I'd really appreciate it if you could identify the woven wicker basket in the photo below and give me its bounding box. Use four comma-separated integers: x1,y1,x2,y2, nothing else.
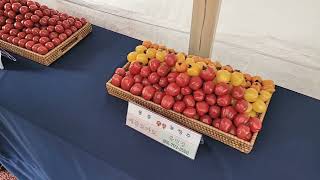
106,62,271,153
0,23,92,66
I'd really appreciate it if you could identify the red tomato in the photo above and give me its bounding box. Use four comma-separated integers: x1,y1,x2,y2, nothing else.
31,27,39,35
11,2,21,12
59,13,67,21
2,24,13,33
7,10,16,19
62,20,70,29
48,18,56,26
28,4,38,12
80,17,86,25
9,28,19,36
58,33,67,41
6,18,14,24
12,37,20,45
19,6,29,15
0,16,6,26
6,36,14,43
43,9,50,16
18,38,27,48
51,38,61,46
34,9,43,17
25,40,35,50
1,35,9,43
20,0,27,6
70,26,77,33
46,26,54,32
31,43,41,52
219,118,233,133
25,34,33,40
23,19,33,28
248,117,262,133
4,3,12,11
25,27,32,34
74,20,82,29
236,124,252,141
54,24,64,33
44,42,55,50
42,16,50,20
40,5,48,10
50,9,58,16
14,22,23,30
49,32,58,39
35,2,40,7
39,29,48,37
26,1,35,6
32,35,40,43
15,14,24,22
10,0,19,3
24,12,32,20
65,29,72,37
39,17,47,26
37,45,48,55
52,15,59,21
30,14,40,22
39,36,49,44
67,17,75,25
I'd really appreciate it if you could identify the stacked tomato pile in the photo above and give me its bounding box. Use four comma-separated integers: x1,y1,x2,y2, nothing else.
0,0,86,55
111,41,276,141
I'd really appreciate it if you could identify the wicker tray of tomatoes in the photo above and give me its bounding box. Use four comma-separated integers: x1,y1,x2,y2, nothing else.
0,0,92,66
106,41,275,153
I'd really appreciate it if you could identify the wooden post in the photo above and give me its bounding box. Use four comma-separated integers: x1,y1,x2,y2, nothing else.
189,0,221,58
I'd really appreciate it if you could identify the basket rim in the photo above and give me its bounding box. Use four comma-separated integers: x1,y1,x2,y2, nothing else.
106,78,271,146
0,22,92,58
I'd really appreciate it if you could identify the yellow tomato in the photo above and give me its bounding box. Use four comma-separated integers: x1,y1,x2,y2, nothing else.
176,52,186,62
146,48,157,59
136,53,148,65
246,110,257,118
259,90,272,102
155,51,165,62
135,45,147,54
245,103,253,113
244,88,259,102
187,63,201,76
127,51,138,62
216,70,231,83
231,72,245,86
196,62,207,70
252,99,267,113
185,58,195,65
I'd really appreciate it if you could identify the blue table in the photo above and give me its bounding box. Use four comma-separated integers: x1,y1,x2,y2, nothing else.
0,26,319,180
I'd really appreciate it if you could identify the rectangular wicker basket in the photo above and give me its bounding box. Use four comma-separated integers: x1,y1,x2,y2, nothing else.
0,23,92,66
106,62,271,153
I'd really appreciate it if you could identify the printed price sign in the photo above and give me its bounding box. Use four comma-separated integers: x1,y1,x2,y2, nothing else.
126,102,202,160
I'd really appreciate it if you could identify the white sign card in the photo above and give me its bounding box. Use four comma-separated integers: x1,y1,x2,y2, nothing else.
126,102,202,160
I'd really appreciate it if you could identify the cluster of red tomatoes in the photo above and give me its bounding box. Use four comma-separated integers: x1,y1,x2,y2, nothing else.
111,55,263,142
0,0,86,55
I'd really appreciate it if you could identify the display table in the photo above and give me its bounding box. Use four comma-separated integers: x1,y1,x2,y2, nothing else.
0,26,319,180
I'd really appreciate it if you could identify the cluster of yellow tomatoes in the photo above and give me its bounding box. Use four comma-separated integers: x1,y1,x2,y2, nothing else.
127,40,275,117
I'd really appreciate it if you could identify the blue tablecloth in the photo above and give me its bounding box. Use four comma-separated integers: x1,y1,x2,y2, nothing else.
0,26,319,180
